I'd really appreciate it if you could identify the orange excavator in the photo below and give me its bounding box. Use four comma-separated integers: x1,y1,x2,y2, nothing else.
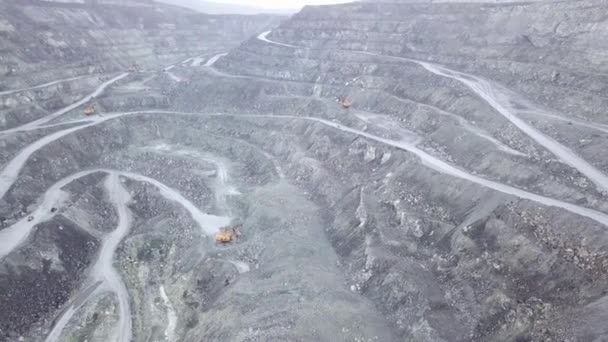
83,103,96,116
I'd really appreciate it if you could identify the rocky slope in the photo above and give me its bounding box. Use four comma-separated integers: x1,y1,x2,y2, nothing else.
199,1,608,340
0,0,281,88
1,0,608,342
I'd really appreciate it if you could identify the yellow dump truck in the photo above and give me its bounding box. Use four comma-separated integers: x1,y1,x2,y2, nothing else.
215,224,242,244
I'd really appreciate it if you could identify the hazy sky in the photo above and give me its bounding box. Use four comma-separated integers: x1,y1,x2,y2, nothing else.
212,0,354,10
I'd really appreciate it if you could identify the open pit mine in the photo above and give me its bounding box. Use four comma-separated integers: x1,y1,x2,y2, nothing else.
1,0,608,341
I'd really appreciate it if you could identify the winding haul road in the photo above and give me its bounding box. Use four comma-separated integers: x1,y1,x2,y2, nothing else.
257,31,300,48
43,282,103,342
166,71,183,83
99,173,133,342
159,286,178,341
1,109,608,229
0,75,94,96
18,168,230,341
388,95,526,157
0,72,129,135
415,61,608,193
43,172,133,342
0,100,232,342
0,166,231,260
519,107,608,135
144,144,240,212
257,30,608,193
204,53,228,67
199,51,527,159
0,170,93,259
121,170,231,235
0,49,606,249
0,54,231,340
0,123,98,198
1,29,607,341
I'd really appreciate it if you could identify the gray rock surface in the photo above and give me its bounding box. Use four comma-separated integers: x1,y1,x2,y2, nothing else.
0,0,607,341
